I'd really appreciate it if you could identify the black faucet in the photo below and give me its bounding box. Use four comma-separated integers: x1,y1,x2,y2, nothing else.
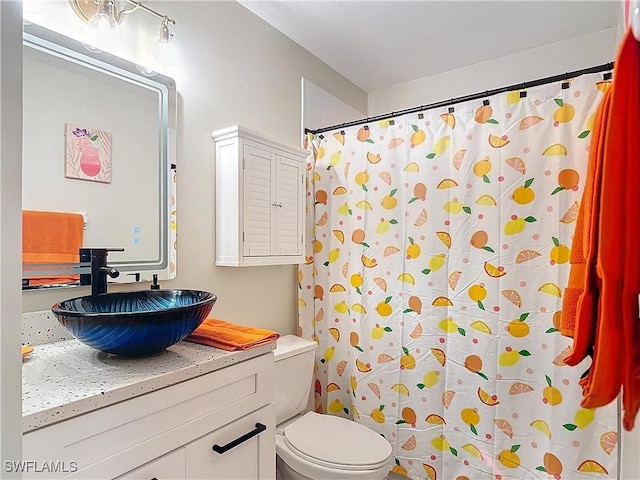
79,248,124,295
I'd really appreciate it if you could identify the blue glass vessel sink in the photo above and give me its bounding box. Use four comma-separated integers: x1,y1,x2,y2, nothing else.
51,289,216,356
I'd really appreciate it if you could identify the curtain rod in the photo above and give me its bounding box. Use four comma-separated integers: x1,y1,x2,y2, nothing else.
305,62,614,136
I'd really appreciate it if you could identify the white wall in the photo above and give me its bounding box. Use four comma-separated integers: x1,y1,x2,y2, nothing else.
0,0,24,472
302,78,365,133
20,1,368,336
368,29,617,116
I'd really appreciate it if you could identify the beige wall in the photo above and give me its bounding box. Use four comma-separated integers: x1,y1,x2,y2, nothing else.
21,1,367,335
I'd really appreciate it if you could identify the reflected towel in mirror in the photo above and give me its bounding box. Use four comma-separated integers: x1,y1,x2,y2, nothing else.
22,210,84,286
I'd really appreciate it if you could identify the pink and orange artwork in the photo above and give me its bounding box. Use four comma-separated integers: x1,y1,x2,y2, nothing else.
64,123,112,183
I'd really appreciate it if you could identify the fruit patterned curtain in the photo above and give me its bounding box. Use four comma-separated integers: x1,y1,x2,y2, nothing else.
298,72,618,480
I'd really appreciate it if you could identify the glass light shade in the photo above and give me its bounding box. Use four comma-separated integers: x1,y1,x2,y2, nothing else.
88,12,120,33
153,38,177,67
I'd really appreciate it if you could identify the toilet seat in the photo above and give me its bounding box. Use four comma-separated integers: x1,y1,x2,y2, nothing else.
281,412,391,471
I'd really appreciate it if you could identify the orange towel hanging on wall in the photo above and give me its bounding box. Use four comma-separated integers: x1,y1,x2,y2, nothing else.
560,88,611,342
22,210,84,264
22,210,84,286
561,28,640,430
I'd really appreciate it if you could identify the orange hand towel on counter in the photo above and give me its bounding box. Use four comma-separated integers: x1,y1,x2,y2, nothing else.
185,318,279,351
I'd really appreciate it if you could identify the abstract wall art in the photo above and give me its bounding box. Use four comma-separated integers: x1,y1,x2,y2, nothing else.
65,123,112,183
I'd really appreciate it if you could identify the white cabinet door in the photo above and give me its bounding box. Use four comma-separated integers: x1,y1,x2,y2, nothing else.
185,404,276,480
243,144,273,257
243,146,304,259
274,154,304,257
115,448,185,480
213,126,307,266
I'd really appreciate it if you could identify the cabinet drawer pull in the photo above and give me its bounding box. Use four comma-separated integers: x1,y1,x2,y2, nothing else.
212,422,267,454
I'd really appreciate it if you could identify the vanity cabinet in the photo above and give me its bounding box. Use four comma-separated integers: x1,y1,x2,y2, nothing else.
185,405,273,479
212,126,307,267
115,448,186,479
23,353,275,479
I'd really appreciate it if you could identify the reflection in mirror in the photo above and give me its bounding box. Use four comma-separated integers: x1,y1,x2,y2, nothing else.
22,23,177,290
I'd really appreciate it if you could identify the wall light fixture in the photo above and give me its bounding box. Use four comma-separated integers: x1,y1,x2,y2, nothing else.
69,0,177,66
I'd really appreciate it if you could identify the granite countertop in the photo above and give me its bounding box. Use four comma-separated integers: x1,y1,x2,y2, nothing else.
22,339,275,433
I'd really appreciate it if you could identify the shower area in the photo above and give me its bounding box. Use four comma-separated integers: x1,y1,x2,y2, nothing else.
298,69,619,479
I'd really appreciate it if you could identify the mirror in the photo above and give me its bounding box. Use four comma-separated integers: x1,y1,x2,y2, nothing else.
22,23,177,290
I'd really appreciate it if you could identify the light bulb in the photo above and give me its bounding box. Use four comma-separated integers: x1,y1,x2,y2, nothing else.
88,1,120,33
153,20,177,67
90,13,117,32
153,40,177,67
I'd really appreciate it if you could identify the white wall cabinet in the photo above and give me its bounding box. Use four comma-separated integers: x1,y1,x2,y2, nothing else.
23,353,275,480
213,126,307,267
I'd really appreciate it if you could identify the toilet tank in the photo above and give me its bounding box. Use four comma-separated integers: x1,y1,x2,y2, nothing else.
274,335,318,425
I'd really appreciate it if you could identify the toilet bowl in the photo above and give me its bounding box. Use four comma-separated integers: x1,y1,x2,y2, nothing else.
276,411,392,480
273,335,392,480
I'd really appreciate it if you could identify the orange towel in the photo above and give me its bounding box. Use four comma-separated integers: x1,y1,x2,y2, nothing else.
185,318,279,351
560,88,611,338
602,28,640,430
562,28,640,430
22,210,84,264
22,210,84,286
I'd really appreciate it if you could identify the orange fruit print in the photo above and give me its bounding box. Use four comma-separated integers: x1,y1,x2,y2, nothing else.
298,74,617,479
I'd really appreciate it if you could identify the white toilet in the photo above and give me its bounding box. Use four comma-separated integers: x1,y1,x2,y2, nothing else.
274,335,393,480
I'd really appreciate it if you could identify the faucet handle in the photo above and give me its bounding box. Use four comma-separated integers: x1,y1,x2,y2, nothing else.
79,248,124,285
100,266,120,279
92,248,125,256
80,247,125,257
84,248,124,295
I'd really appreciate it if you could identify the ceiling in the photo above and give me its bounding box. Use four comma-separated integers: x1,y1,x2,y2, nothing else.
238,1,620,92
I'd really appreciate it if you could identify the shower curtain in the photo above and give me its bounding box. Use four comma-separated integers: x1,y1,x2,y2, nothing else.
298,72,618,480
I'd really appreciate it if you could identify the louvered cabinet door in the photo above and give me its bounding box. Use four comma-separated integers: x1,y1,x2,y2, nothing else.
213,126,307,266
274,154,304,257
242,144,274,257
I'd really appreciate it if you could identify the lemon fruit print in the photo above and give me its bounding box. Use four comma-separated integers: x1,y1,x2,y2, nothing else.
299,73,617,479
